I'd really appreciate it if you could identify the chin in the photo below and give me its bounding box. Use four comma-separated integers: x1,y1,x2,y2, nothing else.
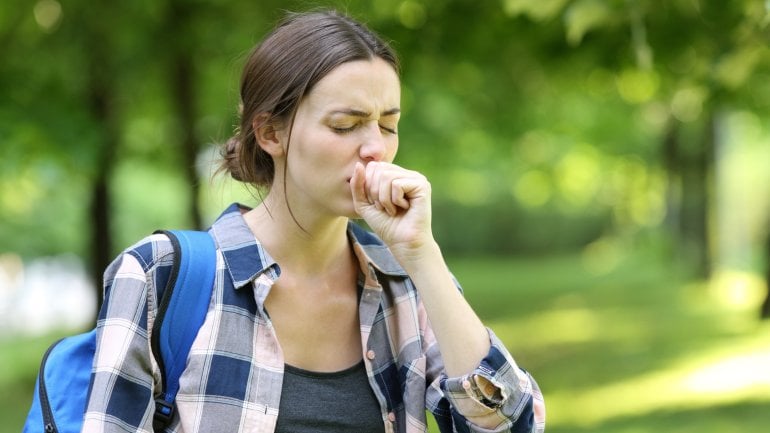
338,201,360,220
341,208,359,220
335,194,357,218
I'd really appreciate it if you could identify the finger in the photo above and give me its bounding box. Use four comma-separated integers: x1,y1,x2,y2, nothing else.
375,164,419,208
378,174,398,216
350,162,368,210
365,162,378,205
370,163,402,216
391,178,411,210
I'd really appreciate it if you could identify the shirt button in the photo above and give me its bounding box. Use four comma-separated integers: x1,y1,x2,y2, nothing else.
462,379,472,390
366,350,376,360
387,412,396,422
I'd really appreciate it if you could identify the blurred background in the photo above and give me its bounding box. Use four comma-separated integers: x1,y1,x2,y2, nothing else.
2,0,769,431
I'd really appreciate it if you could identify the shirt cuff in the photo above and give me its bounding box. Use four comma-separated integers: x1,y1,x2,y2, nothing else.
441,329,537,425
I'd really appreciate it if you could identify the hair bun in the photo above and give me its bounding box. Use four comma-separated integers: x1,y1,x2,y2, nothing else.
221,136,245,182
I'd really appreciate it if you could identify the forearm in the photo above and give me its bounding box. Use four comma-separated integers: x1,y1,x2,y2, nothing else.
395,239,490,377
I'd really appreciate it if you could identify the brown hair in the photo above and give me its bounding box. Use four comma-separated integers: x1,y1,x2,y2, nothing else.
220,9,400,188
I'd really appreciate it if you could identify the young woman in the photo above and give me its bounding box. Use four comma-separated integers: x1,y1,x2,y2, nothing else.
84,10,545,433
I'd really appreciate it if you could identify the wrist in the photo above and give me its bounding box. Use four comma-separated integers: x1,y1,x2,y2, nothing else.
391,237,443,274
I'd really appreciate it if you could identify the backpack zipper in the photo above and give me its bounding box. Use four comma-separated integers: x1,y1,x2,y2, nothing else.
37,338,64,433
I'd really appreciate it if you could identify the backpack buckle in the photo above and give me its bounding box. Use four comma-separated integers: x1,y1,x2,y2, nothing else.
153,399,175,429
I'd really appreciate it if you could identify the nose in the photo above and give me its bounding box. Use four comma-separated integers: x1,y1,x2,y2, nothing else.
359,123,388,162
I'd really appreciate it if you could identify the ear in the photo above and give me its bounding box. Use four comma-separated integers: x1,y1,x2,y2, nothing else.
252,113,285,157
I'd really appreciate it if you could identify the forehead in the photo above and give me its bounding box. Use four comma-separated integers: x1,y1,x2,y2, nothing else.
302,58,401,113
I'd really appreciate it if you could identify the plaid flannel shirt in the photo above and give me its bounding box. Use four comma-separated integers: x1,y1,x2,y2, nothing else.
83,203,545,432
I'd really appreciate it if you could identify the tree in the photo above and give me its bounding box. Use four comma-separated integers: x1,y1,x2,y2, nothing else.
164,0,204,230
79,3,122,308
4,0,768,313
504,0,770,279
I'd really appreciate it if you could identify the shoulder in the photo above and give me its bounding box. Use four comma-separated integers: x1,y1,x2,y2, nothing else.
122,233,176,272
101,233,177,290
99,232,191,321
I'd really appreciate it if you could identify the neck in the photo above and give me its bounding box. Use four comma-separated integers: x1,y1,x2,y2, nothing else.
243,196,352,276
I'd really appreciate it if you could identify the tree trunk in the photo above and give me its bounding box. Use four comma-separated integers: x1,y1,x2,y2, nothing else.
82,9,119,311
662,118,681,244
168,0,203,230
678,112,714,279
172,53,203,229
661,115,712,278
89,170,112,310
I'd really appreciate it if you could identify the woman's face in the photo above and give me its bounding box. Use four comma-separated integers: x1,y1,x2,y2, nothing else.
277,57,401,219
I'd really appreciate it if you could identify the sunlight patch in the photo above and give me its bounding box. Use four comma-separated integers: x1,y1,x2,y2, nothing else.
709,270,766,311
544,330,770,428
684,350,770,394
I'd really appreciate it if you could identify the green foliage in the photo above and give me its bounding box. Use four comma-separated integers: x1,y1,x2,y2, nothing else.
3,0,769,260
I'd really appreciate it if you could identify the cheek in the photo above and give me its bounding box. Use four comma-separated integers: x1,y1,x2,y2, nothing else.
296,136,348,168
290,129,329,160
386,139,399,162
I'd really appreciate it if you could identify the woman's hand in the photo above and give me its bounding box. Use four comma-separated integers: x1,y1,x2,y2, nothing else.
351,161,492,377
350,161,434,258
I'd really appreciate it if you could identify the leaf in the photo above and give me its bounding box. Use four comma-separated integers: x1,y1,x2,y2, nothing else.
502,0,570,21
714,45,765,90
564,0,613,46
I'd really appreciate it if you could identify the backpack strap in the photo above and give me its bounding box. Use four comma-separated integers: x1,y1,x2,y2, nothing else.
150,230,216,430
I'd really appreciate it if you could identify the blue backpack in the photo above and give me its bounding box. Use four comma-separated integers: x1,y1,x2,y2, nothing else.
23,230,217,433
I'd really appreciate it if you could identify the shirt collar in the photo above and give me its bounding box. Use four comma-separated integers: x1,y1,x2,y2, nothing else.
210,203,279,289
346,222,407,278
210,203,407,290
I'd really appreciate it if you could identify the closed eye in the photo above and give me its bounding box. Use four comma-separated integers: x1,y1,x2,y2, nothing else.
331,125,357,134
380,125,398,135
331,124,397,135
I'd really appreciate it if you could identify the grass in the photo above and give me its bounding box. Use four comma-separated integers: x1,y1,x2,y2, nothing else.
447,251,770,432
0,329,74,431
3,250,769,432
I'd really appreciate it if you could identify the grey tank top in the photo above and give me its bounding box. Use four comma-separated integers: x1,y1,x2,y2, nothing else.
274,360,386,433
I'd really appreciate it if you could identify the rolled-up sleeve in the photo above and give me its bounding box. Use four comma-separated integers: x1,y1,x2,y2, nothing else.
435,329,546,433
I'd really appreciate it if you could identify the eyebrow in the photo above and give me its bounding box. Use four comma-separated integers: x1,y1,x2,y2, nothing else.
330,108,401,117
